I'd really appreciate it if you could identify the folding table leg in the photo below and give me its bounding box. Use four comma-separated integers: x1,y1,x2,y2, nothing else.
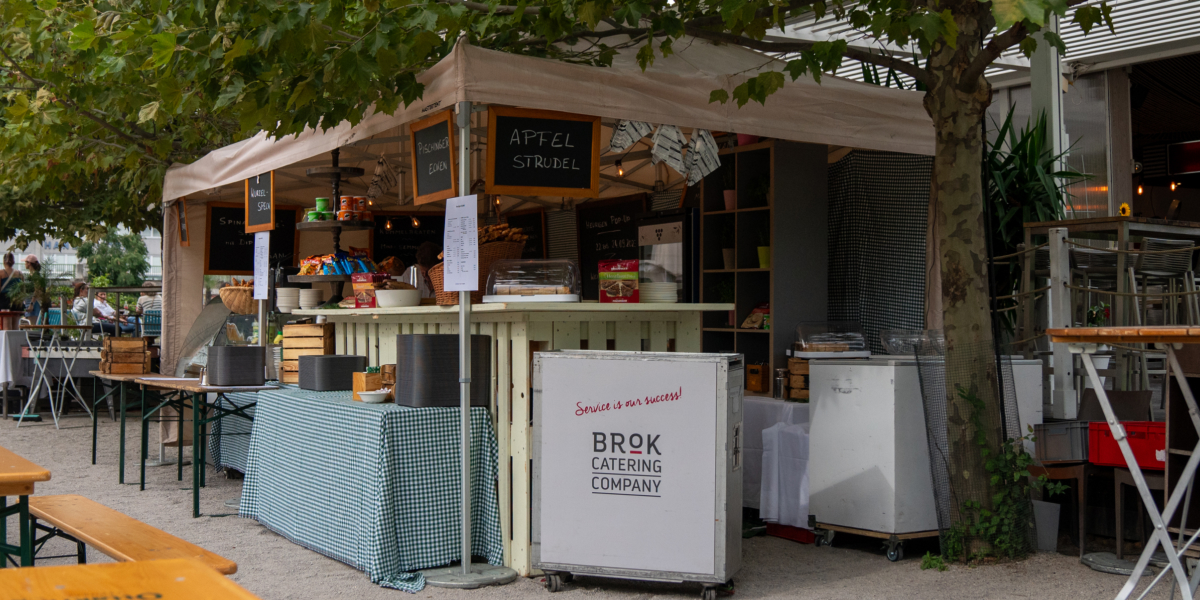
193,392,201,518
140,410,149,491
178,398,185,482
1081,352,1197,600
118,383,128,484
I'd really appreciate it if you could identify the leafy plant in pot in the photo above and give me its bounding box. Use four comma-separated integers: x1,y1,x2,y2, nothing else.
757,230,770,269
721,165,736,211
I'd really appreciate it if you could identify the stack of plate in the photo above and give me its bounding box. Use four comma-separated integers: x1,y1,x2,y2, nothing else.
640,282,678,304
299,289,325,309
276,288,300,313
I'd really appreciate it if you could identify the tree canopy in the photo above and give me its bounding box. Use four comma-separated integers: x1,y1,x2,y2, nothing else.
77,229,150,286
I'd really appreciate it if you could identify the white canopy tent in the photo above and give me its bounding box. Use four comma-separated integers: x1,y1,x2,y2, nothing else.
159,37,934,371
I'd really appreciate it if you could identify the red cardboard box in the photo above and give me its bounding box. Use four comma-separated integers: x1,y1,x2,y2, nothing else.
351,272,389,308
598,260,639,303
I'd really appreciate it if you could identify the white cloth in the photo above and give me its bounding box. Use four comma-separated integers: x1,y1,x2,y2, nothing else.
0,330,16,387
650,125,687,175
760,422,810,529
743,396,808,508
608,120,654,153
685,129,721,185
71,297,90,324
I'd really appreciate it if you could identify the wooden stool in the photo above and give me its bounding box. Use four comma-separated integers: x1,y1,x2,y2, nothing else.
1115,467,1166,559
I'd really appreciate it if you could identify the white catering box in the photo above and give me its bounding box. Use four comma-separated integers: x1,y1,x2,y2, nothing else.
808,356,1043,549
532,350,744,594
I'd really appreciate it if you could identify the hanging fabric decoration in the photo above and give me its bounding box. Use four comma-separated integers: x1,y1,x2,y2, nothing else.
608,120,654,153
650,125,687,175
686,130,721,186
365,156,399,203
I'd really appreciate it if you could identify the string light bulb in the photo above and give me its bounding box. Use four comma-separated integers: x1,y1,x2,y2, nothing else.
411,216,420,228
1137,185,1144,195
616,159,624,177
1172,181,1180,192
385,219,392,230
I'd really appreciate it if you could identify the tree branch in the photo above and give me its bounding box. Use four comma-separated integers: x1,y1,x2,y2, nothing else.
682,26,932,87
441,0,541,16
0,46,153,150
957,21,1025,94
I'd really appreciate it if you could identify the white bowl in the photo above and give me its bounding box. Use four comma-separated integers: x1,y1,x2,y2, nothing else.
375,289,421,308
358,391,390,404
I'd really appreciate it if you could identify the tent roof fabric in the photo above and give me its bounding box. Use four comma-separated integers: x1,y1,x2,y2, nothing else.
163,38,933,203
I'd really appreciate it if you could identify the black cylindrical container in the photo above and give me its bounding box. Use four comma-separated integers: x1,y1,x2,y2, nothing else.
207,346,266,386
299,355,367,391
395,335,491,407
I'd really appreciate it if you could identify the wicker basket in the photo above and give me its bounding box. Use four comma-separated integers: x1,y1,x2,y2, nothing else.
431,240,525,305
219,286,256,315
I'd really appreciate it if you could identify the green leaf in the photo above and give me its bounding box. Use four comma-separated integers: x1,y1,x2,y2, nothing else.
148,32,176,68
939,10,958,49
223,37,254,66
992,0,1046,32
36,0,57,10
708,89,729,104
577,1,600,29
68,20,97,51
636,42,655,69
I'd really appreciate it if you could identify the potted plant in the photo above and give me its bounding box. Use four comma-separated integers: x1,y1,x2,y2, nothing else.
757,230,770,269
721,221,736,270
721,165,736,211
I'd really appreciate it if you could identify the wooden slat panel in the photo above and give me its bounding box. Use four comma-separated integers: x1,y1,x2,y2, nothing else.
378,323,399,365
614,321,641,351
649,321,669,352
529,321,552,343
587,319,608,351
676,313,701,352
355,322,369,360
335,323,347,354
494,321,513,566
552,321,580,350
509,321,533,576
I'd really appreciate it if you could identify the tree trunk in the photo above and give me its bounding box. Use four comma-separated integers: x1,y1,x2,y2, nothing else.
925,5,1005,559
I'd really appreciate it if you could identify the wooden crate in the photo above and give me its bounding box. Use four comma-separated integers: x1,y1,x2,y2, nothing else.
282,323,335,368
104,337,148,353
352,372,387,401
789,387,809,401
280,371,300,384
787,358,809,375
789,374,808,389
101,337,150,374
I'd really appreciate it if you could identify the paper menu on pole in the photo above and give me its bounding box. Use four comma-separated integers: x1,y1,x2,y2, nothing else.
253,231,270,300
442,195,479,291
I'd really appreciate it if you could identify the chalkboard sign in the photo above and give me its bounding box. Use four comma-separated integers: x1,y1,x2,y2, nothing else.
505,209,546,259
372,213,446,271
245,171,275,233
205,202,300,274
486,106,600,198
575,194,647,300
410,111,457,205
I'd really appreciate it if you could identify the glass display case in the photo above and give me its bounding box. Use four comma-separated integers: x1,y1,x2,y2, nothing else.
483,259,581,303
794,321,869,356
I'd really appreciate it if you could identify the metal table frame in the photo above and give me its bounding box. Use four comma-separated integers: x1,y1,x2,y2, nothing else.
15,325,93,428
1051,326,1200,599
191,391,256,518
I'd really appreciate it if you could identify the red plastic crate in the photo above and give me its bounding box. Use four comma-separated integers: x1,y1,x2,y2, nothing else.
1088,421,1165,470
765,523,816,544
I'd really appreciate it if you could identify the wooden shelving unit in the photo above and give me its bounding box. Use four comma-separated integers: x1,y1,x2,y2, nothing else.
698,140,828,396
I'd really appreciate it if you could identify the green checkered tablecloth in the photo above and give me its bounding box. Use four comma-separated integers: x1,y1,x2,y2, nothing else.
228,385,503,592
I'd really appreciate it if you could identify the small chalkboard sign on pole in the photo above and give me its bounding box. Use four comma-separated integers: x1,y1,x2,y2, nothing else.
245,171,275,233
410,111,458,205
485,107,600,198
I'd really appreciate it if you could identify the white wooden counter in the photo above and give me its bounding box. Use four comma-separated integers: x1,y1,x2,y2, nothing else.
293,302,733,576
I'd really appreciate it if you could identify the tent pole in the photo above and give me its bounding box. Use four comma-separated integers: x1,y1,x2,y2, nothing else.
457,100,474,577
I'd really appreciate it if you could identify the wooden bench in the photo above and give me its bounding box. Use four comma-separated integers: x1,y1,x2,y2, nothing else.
27,494,237,574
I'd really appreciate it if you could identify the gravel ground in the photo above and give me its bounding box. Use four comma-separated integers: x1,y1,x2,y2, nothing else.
0,409,1159,599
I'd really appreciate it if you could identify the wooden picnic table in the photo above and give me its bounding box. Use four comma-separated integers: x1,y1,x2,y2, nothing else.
0,557,261,599
0,446,50,567
133,378,276,517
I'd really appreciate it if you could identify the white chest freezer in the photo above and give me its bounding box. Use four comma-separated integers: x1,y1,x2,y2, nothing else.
532,350,743,597
807,356,1042,558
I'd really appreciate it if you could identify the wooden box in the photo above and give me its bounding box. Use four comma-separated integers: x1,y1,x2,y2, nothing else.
789,374,808,389
282,323,335,385
352,372,390,401
787,358,809,375
789,387,809,401
381,364,396,385
746,364,768,393
101,337,150,374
